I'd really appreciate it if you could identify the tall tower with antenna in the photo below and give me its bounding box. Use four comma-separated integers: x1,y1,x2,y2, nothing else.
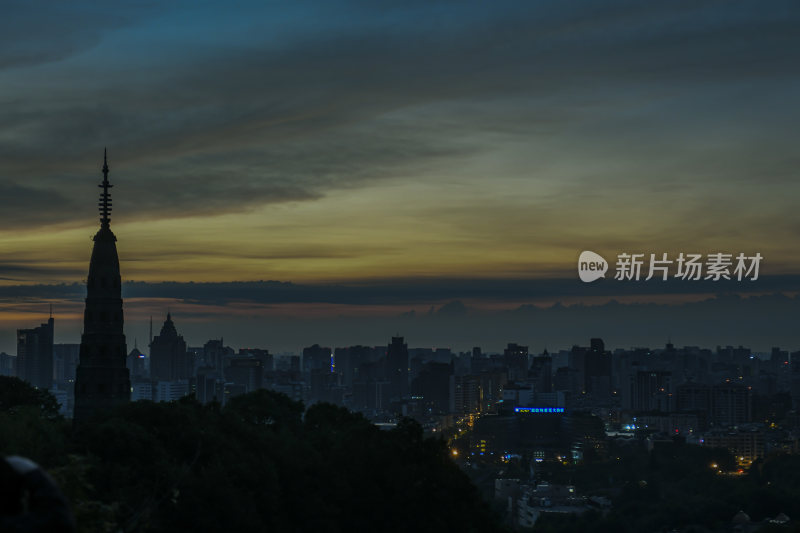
74,150,131,422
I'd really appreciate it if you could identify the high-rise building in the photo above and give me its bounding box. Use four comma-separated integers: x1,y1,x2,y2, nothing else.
411,361,454,414
74,151,131,422
387,336,409,400
302,344,331,372
0,352,15,377
584,338,612,399
16,316,54,389
309,368,342,405
195,366,222,405
454,375,481,414
530,350,553,393
335,345,379,387
155,380,190,403
351,359,390,413
568,345,587,393
676,382,712,413
53,343,80,384
131,381,153,402
126,344,147,380
711,381,752,427
504,343,529,382
239,348,273,372
631,371,673,412
150,313,191,381
227,357,264,393
203,338,231,376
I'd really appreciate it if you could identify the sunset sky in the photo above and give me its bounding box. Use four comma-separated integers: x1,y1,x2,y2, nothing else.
1,1,799,353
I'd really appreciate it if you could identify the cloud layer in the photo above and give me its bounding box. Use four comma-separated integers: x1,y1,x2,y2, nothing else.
1,1,799,351
1,0,798,228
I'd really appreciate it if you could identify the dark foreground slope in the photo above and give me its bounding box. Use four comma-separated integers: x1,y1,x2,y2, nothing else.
0,377,504,533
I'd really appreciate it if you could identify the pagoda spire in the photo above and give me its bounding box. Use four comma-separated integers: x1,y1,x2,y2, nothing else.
99,148,113,228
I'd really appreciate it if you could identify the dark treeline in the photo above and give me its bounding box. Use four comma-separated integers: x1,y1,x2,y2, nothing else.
530,439,800,533
0,376,504,532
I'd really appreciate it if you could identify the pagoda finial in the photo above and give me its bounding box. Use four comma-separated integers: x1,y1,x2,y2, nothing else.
98,149,113,228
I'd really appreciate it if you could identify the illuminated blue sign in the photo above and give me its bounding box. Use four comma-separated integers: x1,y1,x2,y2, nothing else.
514,407,565,414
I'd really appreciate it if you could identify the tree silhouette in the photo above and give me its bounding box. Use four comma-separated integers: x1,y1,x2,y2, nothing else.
0,376,60,418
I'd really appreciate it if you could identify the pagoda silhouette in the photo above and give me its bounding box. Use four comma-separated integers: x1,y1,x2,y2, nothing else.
73,150,131,423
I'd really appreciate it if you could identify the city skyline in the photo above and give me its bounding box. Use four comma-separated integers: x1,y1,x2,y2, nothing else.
6,291,800,357
1,1,799,352
4,3,800,532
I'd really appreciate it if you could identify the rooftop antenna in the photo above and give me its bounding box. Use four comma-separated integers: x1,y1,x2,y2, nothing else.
149,316,153,347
